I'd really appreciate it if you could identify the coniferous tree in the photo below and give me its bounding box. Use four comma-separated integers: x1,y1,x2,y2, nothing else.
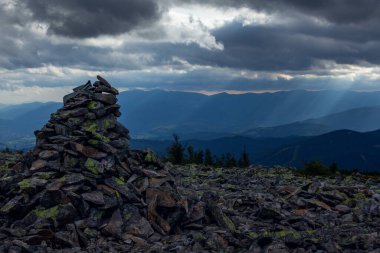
195,150,204,164
218,154,227,167
186,145,195,164
204,149,214,166
238,146,250,168
329,162,338,174
225,153,237,167
303,160,329,175
167,134,184,164
213,155,222,167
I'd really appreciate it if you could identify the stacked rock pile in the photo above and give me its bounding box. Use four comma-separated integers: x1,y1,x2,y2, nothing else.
0,76,234,253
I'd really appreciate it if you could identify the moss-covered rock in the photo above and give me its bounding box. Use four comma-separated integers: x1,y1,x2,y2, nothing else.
275,230,301,239
85,158,102,175
144,149,158,163
114,177,125,186
18,179,34,190
35,206,59,219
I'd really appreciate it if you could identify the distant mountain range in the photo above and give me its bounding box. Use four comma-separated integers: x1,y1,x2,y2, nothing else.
0,91,380,161
1,90,380,145
0,89,380,172
243,106,380,138
0,102,61,147
259,129,380,172
0,102,55,120
118,89,380,139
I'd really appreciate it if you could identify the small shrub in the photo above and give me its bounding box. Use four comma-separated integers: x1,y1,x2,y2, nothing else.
329,162,338,174
302,160,330,176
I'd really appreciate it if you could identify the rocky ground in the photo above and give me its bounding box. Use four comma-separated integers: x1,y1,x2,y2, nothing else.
2,152,380,253
170,164,380,253
0,76,379,253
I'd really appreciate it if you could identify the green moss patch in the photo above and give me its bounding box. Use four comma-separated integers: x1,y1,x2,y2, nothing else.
115,177,125,186
18,179,34,190
51,112,60,119
35,206,58,219
85,123,97,133
38,172,52,180
93,132,111,143
144,149,156,163
87,101,96,109
85,158,100,175
88,139,99,145
353,192,367,201
275,230,301,239
0,161,11,173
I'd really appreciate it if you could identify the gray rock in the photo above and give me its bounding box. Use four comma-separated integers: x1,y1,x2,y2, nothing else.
54,124,69,136
40,190,66,208
334,204,351,214
93,93,117,105
59,108,88,118
56,203,78,227
62,173,85,185
38,150,59,160
96,75,111,88
8,246,22,253
256,207,283,220
94,85,119,95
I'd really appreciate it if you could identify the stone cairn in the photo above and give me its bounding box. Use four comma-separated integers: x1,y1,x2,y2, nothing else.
0,76,234,252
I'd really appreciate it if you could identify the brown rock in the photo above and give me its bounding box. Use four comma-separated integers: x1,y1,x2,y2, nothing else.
30,160,47,172
146,188,174,234
102,209,123,237
146,188,177,207
81,191,105,206
71,142,107,159
206,197,236,233
125,217,154,239
46,179,63,191
308,199,332,211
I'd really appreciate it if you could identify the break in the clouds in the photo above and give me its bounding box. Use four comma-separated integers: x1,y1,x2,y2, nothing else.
1,0,380,102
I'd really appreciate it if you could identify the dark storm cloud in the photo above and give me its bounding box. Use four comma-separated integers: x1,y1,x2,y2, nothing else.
2,0,380,94
0,2,161,70
271,0,380,24
2,0,379,73
178,0,380,25
123,21,380,73
24,0,162,38
157,0,380,73
207,22,380,70
0,0,165,69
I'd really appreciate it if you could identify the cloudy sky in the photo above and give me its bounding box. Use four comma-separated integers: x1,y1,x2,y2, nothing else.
1,0,380,103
